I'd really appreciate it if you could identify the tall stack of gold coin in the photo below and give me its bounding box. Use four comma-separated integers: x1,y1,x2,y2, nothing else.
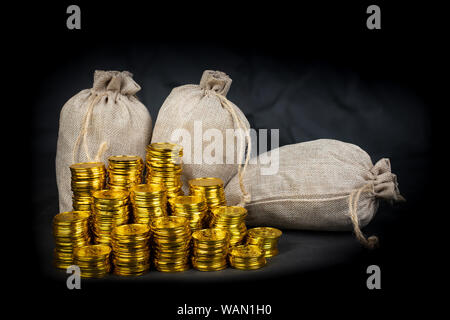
53,211,90,269
170,196,208,232
73,244,112,278
210,206,247,246
189,177,226,223
151,216,191,272
91,190,130,245
229,245,266,270
70,162,106,212
246,227,282,257
107,155,144,191
130,183,167,224
191,228,229,271
145,143,184,200
111,224,151,276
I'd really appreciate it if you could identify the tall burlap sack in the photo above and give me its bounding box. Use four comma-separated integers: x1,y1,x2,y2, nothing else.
225,139,405,248
56,70,152,212
151,70,251,205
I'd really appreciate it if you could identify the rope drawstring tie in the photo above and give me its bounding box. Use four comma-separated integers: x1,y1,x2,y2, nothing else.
348,183,379,249
71,92,109,164
206,90,252,207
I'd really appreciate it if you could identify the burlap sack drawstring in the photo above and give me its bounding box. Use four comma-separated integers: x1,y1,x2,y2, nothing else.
71,92,109,164
348,183,379,249
208,90,252,207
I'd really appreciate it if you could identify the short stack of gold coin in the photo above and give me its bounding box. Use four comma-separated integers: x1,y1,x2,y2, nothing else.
191,228,229,271
151,216,191,272
107,155,144,191
229,245,266,270
145,143,184,200
70,162,106,212
210,206,247,246
111,224,151,276
130,183,167,225
53,211,90,269
170,196,208,232
189,177,226,224
91,190,130,245
246,227,282,257
73,244,112,278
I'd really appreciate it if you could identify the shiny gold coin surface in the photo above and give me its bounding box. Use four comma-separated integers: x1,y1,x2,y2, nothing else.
74,244,111,258
70,162,105,170
93,189,129,200
54,211,90,224
230,245,263,258
192,228,228,242
212,206,247,218
189,177,224,187
247,227,282,239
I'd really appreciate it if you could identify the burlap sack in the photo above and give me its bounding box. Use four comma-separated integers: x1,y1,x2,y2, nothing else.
225,139,405,248
56,70,152,212
151,70,251,204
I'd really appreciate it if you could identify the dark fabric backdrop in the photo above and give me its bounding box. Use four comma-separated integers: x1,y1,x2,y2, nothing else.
14,0,440,316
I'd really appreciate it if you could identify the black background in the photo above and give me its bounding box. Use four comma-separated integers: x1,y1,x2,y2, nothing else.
9,0,442,317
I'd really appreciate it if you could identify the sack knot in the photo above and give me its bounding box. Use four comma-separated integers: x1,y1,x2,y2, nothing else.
199,70,232,97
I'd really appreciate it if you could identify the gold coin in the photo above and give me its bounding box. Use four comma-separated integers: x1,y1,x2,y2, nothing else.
70,162,105,170
93,189,129,200
152,216,187,229
74,245,111,258
192,228,228,242
53,211,90,224
212,206,247,218
189,177,224,188
230,245,263,258
113,224,150,236
247,227,282,239
147,142,183,154
108,155,142,162
131,183,166,194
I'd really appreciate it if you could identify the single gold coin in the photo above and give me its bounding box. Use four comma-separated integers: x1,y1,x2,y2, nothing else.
189,177,224,187
192,228,228,242
74,245,111,258
171,195,204,206
54,211,89,224
70,162,105,169
212,206,247,218
248,227,282,239
152,216,187,229
230,245,263,258
113,224,150,236
108,155,142,162
148,142,182,153
93,189,129,200
131,183,166,194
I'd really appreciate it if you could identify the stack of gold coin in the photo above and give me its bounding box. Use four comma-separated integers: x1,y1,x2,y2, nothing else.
111,224,151,276
73,244,112,278
130,183,168,225
189,177,226,210
70,162,106,212
210,206,247,246
91,189,130,245
107,155,144,191
246,227,282,257
151,216,191,272
145,143,184,200
229,245,266,270
170,196,208,232
191,228,229,271
53,211,90,269
189,177,226,224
